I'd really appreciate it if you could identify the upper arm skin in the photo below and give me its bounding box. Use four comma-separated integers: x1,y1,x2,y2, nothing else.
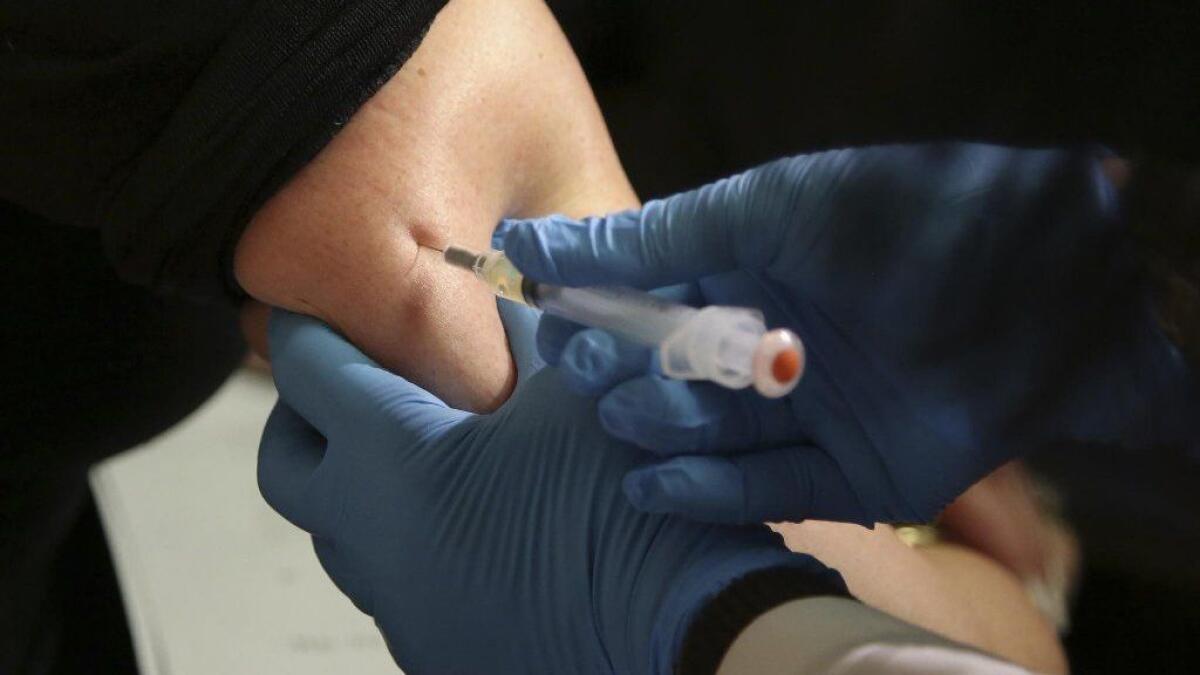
233,0,637,411
235,5,1067,671
772,521,1067,674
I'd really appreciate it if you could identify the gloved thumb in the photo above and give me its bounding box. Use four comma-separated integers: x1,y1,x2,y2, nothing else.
495,299,545,386
258,401,329,535
269,309,466,447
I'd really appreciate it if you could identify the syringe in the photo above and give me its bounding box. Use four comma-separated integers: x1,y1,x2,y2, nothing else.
437,245,804,398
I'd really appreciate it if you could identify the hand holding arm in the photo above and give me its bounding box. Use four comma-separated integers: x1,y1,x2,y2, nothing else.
502,143,1197,525
258,307,845,674
234,0,637,411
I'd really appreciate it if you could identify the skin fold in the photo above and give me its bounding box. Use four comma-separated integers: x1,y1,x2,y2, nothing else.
234,1,1067,671
235,0,637,412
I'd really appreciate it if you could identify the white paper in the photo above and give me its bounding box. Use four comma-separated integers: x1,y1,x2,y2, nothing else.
90,370,402,675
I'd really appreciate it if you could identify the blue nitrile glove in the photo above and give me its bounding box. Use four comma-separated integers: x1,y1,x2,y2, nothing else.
501,143,1198,527
257,304,845,675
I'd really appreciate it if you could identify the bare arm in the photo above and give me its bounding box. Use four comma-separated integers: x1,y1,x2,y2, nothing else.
233,3,1065,671
716,596,1034,675
233,0,637,411
772,521,1066,674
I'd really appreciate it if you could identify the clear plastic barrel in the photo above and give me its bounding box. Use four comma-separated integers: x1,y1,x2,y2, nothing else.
444,246,803,397
536,285,804,397
532,284,694,345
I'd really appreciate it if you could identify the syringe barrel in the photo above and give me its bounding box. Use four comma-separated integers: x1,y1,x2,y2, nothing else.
440,245,803,396
529,283,695,346
530,283,801,396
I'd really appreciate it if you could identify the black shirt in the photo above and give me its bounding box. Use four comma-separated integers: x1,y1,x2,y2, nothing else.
1,2,1197,673
3,1,1197,302
2,0,448,301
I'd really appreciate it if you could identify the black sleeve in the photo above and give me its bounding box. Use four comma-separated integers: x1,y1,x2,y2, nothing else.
674,565,851,675
1,0,447,301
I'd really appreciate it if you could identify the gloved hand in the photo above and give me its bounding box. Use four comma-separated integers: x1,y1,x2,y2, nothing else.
258,304,844,675
501,143,1197,526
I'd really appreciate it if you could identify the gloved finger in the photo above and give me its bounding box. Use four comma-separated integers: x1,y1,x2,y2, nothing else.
257,401,329,535
622,447,871,526
535,313,584,366
597,376,798,454
491,218,520,249
557,329,655,396
536,282,701,367
495,299,545,385
312,536,373,616
269,309,464,441
500,161,793,288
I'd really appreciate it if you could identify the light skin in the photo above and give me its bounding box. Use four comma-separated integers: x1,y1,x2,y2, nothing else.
234,1,1066,672
235,0,637,412
772,521,1065,673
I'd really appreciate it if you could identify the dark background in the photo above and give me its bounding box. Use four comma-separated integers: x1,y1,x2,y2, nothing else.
7,2,1196,673
555,2,1200,672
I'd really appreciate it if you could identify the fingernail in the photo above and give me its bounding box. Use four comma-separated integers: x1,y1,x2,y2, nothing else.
561,336,608,393
622,471,648,507
598,392,638,439
567,333,607,374
623,469,667,512
651,464,693,494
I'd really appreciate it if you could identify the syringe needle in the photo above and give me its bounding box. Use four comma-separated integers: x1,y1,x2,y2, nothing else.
421,243,446,254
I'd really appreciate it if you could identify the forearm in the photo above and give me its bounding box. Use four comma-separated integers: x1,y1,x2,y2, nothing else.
771,521,1066,674
234,0,636,410
715,597,1028,675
